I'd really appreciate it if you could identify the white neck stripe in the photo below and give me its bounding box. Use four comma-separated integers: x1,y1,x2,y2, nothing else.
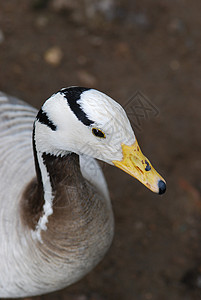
31,148,54,243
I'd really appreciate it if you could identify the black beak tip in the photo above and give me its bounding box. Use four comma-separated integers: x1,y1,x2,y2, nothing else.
158,180,166,195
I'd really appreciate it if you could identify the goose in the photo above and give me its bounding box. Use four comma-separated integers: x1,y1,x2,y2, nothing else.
0,87,166,298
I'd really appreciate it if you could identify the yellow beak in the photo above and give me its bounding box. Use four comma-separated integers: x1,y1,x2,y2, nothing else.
112,140,166,194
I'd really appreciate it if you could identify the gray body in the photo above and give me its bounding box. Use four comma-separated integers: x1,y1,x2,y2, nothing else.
0,92,114,297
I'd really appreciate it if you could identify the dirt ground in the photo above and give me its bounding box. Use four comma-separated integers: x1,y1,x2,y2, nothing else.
0,1,201,299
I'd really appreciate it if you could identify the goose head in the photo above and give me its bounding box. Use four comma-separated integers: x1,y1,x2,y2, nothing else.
34,87,166,194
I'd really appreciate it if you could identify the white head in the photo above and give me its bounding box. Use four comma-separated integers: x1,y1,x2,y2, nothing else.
34,87,166,194
34,87,135,164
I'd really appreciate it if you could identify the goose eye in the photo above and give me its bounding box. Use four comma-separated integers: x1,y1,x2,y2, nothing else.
92,128,106,138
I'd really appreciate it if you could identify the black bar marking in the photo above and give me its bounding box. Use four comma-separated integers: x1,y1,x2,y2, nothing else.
36,109,57,131
60,87,94,126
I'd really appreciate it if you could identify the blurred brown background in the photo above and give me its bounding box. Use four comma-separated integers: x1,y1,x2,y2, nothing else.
0,1,201,299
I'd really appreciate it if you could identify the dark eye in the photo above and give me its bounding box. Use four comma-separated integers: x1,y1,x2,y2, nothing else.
92,128,106,138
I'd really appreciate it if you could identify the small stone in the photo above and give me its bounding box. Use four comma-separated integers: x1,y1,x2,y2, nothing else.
77,70,97,86
35,16,48,28
44,46,63,66
170,60,180,71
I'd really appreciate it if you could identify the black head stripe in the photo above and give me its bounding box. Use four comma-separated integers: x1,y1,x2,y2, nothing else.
36,109,57,131
60,87,94,126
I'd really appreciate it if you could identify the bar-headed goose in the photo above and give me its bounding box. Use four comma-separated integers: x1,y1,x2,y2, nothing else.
0,87,166,297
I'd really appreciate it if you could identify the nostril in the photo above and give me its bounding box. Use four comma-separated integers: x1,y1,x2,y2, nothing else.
158,180,166,195
145,160,151,171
